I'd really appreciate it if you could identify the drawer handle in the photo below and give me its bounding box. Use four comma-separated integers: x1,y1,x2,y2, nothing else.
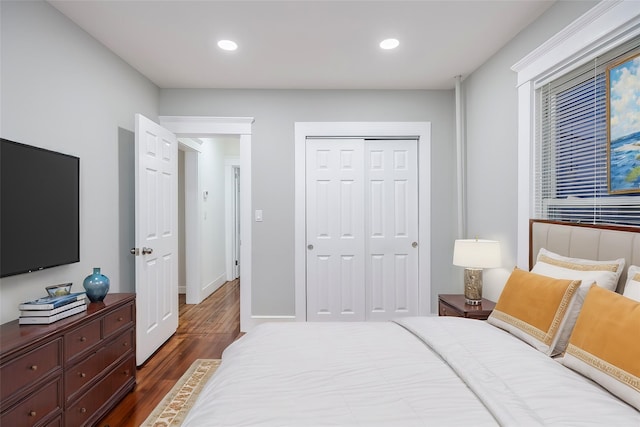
80,372,86,378
118,316,124,321
124,369,130,376
29,410,36,417
123,342,128,347
30,365,38,371
80,407,87,414
80,336,87,342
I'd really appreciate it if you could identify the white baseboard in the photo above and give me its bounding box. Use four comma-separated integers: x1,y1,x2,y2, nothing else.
200,273,227,301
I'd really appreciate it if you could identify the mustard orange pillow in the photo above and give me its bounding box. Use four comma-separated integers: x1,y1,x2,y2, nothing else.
560,286,640,411
487,268,581,356
531,249,625,355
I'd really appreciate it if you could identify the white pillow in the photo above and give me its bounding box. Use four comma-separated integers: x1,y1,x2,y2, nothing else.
623,265,640,302
532,248,624,291
530,248,625,355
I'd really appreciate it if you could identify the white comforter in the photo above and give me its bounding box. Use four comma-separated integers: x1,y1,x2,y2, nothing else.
183,317,640,426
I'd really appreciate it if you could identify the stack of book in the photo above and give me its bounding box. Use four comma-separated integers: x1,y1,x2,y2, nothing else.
19,292,87,325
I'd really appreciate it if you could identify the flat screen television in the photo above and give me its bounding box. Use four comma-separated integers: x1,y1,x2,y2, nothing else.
1,138,80,278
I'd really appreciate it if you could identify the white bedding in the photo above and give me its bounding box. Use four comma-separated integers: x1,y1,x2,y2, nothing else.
183,317,640,426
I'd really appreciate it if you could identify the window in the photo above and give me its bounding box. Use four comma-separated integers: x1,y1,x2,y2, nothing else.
535,38,640,226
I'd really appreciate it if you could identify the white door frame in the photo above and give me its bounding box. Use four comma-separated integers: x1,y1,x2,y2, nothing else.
178,140,201,304
159,116,254,331
225,158,240,281
294,122,432,321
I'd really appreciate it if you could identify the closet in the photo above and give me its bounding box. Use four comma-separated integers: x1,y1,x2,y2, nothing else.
305,138,419,321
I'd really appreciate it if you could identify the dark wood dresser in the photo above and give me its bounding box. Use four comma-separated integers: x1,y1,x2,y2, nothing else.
0,293,136,427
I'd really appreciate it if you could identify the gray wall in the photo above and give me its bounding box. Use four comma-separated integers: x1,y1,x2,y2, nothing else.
0,0,159,323
159,89,456,315
463,0,598,301
0,0,599,324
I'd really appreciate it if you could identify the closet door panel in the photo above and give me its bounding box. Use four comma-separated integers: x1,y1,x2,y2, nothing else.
365,140,419,321
306,139,366,321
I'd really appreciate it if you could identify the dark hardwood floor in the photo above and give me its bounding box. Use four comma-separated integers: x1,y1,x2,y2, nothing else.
98,279,241,427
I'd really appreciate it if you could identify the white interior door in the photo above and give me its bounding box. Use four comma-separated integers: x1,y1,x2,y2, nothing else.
134,113,179,365
305,138,419,321
365,140,419,321
306,139,366,321
233,166,241,279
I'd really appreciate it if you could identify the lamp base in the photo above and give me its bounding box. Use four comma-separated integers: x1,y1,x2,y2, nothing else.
464,268,483,305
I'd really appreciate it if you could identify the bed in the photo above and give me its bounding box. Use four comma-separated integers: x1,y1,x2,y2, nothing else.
183,220,640,426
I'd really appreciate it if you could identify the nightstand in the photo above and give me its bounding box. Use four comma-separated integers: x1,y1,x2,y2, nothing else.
438,294,496,320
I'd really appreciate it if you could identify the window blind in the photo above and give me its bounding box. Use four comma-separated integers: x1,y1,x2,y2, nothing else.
535,38,640,226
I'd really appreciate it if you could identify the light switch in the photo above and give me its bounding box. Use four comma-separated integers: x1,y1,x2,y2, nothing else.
255,209,263,222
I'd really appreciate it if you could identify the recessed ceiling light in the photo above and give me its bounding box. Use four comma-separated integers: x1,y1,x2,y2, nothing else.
217,40,238,51
379,38,399,50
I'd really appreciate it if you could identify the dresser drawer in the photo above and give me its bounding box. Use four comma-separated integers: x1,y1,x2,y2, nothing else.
65,319,101,362
107,355,136,397
0,338,62,402
104,328,134,368
65,348,105,402
66,379,107,427
1,376,62,427
65,345,135,427
438,302,462,317
104,303,134,338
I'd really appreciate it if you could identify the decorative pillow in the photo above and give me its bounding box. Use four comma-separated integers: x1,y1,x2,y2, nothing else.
530,248,625,355
560,286,640,411
623,265,640,302
487,268,581,356
532,248,625,291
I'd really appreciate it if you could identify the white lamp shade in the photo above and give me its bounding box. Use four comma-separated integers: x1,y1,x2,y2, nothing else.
453,239,501,269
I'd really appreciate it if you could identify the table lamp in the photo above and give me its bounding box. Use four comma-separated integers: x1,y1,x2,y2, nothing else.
453,239,501,305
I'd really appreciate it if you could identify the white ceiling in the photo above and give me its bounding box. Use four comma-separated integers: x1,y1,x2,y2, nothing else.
48,0,555,90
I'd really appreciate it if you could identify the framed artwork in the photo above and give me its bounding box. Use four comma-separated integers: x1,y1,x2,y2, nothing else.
607,52,640,194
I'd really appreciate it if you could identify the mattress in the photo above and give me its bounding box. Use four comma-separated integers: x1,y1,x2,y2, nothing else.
182,316,640,426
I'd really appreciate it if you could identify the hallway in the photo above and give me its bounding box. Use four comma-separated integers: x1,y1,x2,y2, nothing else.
100,280,241,426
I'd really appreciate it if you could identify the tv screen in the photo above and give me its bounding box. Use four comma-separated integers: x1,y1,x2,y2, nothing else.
1,138,80,278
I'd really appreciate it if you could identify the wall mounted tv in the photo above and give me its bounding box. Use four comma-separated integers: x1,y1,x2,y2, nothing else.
1,138,80,278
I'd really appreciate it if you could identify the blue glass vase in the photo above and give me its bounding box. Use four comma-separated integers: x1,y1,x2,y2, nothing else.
83,267,110,302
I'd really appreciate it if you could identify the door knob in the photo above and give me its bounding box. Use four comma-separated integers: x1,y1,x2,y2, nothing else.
131,247,153,255
412,242,418,248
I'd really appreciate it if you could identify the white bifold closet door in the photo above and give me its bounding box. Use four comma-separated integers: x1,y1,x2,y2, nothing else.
306,138,419,321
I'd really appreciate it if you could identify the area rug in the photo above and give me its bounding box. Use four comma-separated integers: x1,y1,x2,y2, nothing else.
141,359,221,427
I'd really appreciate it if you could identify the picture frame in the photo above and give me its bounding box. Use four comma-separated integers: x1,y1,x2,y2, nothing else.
607,52,640,194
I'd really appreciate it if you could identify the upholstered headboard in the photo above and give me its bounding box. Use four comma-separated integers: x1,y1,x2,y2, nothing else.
530,220,640,294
